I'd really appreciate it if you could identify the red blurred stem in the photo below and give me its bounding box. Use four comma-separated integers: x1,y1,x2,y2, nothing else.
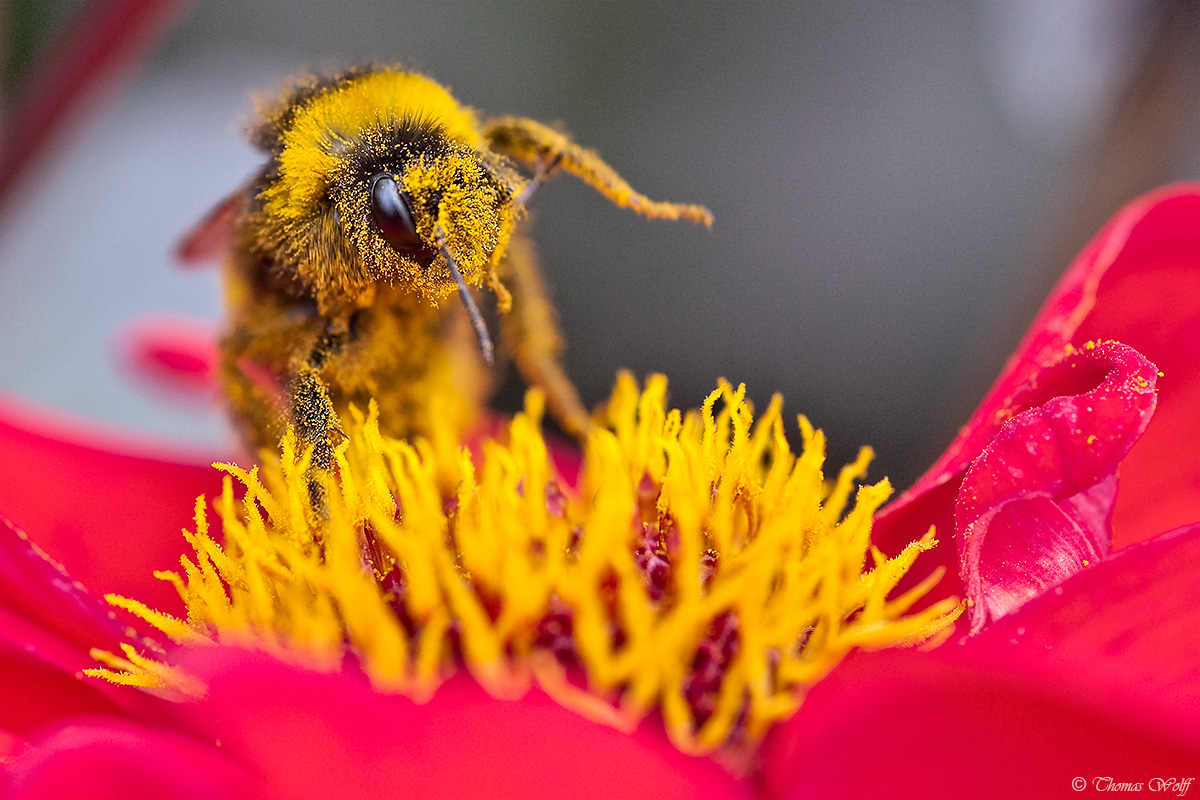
0,0,193,209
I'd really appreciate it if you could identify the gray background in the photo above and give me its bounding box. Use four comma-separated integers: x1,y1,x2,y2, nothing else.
0,1,1196,487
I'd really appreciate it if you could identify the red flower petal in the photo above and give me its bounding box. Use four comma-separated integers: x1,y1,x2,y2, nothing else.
0,392,224,614
0,609,129,736
874,342,1159,622
119,316,220,402
0,514,151,653
0,515,170,733
968,521,1200,753
874,185,1200,618
1070,188,1200,546
181,649,752,800
956,341,1156,629
3,721,259,800
891,185,1200,547
760,522,1200,799
760,652,1198,800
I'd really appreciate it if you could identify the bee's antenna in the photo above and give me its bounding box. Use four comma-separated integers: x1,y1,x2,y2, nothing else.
435,227,495,366
514,151,564,206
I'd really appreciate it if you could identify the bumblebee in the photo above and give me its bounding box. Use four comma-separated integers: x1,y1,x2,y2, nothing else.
184,66,712,469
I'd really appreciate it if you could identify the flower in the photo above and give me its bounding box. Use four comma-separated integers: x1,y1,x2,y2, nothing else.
88,376,960,749
1,375,962,799
1,183,1199,798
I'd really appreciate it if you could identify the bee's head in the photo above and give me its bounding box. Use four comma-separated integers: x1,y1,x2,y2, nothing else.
252,69,523,306
334,142,516,304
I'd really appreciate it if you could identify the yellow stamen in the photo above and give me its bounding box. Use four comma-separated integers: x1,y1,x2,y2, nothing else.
84,643,205,699
94,372,961,754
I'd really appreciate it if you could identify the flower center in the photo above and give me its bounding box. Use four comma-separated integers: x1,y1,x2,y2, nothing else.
89,372,961,755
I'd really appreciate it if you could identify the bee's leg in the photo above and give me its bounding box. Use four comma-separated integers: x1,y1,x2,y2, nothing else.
513,151,563,206
498,231,591,438
289,333,346,514
482,115,713,226
289,362,338,472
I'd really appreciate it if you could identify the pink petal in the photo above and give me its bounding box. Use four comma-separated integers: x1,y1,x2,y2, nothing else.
892,185,1200,547
873,342,1158,622
874,185,1200,617
0,605,167,737
3,721,259,800
0,514,152,652
0,727,24,763
181,648,752,800
956,341,1157,629
0,610,128,736
760,522,1200,799
967,521,1200,752
760,651,1198,800
119,316,220,401
0,392,225,614
1069,188,1200,546
0,515,169,733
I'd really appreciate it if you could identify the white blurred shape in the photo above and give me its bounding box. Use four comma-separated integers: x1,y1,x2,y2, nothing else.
982,0,1161,150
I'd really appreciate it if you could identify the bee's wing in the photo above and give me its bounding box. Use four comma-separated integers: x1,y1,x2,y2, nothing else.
175,187,249,267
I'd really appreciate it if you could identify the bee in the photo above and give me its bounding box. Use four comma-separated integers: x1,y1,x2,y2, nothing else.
183,65,712,470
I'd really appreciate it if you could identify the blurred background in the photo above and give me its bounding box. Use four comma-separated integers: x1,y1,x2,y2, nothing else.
0,0,1198,489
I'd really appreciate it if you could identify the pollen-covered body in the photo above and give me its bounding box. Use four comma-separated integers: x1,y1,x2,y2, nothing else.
199,66,712,463
220,250,486,454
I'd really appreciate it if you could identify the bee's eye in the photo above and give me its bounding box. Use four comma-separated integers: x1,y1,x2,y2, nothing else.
370,173,424,253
